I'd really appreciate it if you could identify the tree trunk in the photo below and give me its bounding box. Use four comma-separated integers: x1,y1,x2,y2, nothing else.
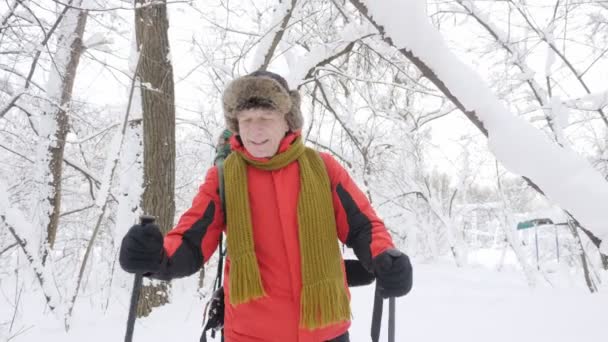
568,220,598,292
134,0,176,317
575,222,608,270
42,2,88,264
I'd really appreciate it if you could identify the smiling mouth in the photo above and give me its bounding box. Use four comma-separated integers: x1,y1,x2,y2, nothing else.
250,139,269,146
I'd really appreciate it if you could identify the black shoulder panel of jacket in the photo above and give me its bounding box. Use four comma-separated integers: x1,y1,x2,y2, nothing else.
150,201,216,281
336,183,373,272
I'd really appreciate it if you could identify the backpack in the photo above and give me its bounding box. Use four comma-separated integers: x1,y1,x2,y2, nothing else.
200,129,375,342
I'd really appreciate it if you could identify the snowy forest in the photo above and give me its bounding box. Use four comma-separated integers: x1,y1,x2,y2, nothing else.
1,0,607,341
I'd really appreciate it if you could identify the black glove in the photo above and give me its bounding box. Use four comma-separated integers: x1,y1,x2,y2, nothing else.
345,259,375,287
205,287,225,330
372,248,412,298
119,223,164,274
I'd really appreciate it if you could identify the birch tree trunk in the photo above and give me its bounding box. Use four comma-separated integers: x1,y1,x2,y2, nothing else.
134,0,176,317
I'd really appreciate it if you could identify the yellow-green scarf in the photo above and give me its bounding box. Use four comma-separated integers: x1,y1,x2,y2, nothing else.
224,136,350,329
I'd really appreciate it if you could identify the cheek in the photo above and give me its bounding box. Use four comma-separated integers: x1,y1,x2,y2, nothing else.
277,120,289,133
273,123,288,139
239,123,258,136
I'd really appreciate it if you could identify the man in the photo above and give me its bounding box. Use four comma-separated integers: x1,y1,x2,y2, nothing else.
119,71,412,342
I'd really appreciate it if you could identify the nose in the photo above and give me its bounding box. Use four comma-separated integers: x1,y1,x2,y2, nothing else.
250,120,266,133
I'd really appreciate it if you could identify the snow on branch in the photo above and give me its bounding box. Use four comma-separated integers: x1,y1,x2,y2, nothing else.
289,22,375,88
351,0,608,249
251,0,299,71
0,181,62,314
65,50,143,325
566,89,608,112
455,1,548,108
507,0,608,127
454,1,572,147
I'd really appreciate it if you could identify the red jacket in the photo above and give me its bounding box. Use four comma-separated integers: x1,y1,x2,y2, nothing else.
156,132,395,342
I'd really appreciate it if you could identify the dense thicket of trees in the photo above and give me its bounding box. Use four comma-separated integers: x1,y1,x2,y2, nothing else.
1,1,607,334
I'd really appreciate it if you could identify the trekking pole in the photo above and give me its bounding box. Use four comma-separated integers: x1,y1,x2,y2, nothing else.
371,287,397,342
125,215,156,342
388,297,395,342
371,286,383,342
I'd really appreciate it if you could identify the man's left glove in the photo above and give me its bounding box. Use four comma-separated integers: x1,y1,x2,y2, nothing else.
372,248,413,298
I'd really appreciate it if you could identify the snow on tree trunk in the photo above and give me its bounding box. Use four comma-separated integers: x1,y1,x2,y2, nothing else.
64,46,145,327
112,21,144,228
351,0,608,252
113,36,145,278
40,3,88,264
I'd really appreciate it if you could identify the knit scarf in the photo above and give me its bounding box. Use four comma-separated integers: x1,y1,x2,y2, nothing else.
224,136,350,329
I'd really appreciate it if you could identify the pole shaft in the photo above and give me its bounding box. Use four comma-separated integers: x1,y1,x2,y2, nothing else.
555,226,560,262
125,274,143,342
535,229,539,270
371,287,383,342
388,297,395,342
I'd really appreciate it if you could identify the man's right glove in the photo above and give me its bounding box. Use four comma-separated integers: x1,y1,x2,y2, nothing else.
372,248,413,298
119,223,164,274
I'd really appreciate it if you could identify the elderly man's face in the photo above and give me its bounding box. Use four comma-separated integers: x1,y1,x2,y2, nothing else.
237,108,289,158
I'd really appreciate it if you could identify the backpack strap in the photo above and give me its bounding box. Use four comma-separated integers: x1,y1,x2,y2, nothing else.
200,129,233,342
213,129,232,288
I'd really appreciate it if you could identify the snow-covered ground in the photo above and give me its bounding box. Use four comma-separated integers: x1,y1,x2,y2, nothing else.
3,256,607,342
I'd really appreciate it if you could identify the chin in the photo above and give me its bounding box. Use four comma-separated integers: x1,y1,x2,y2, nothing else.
250,150,271,158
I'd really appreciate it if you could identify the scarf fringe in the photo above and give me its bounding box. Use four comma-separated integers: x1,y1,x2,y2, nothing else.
300,278,351,330
229,252,267,305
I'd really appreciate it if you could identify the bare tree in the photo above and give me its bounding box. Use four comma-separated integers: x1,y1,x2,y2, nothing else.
347,0,608,270
134,0,176,317
452,0,608,279
42,1,89,264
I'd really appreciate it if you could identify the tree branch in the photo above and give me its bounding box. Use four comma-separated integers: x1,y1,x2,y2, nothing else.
258,0,298,71
3,218,56,311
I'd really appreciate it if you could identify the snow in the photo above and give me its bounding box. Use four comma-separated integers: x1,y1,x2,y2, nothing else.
3,261,606,341
3,1,608,342
287,22,375,88
140,82,159,92
84,32,113,51
95,131,122,208
0,181,63,313
544,29,557,77
349,263,607,342
600,241,608,255
548,96,569,146
26,1,83,255
249,0,297,71
115,123,144,238
362,0,608,244
567,89,608,111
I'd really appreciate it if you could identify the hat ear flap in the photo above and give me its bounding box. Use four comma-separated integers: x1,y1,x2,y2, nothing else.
286,90,303,131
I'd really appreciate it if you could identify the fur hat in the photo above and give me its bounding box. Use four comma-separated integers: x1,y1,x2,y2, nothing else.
222,71,303,133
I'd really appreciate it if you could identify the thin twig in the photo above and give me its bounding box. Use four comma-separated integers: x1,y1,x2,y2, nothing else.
4,219,56,311
65,49,143,325
0,242,18,257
